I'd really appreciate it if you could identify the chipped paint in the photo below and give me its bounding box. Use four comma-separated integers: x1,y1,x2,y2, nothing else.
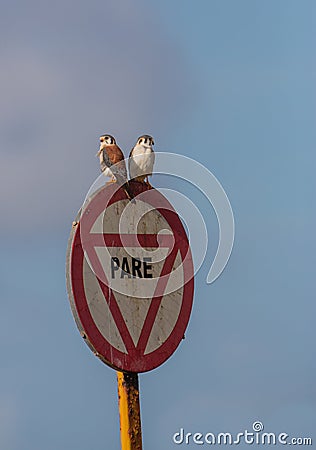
117,371,142,450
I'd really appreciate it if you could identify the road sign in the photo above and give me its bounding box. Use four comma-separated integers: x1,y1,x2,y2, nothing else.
66,181,194,372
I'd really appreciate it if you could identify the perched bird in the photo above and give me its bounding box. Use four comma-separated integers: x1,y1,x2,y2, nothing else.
97,134,132,199
129,135,155,187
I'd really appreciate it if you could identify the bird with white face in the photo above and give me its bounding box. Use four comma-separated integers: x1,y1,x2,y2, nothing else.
129,135,155,188
97,134,132,199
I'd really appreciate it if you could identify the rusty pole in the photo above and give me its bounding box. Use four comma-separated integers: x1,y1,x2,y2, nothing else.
117,371,143,450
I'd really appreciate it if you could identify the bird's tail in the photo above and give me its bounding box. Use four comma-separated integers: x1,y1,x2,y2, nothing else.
114,173,133,201
122,181,133,201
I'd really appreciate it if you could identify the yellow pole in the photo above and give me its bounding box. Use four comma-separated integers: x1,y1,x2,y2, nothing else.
117,371,143,450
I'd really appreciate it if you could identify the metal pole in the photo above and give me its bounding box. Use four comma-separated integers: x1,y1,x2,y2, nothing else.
117,371,143,450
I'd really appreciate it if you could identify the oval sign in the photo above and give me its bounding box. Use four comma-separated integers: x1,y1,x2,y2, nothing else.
66,181,194,372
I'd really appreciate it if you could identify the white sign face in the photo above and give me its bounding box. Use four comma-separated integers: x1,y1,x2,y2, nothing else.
66,183,194,372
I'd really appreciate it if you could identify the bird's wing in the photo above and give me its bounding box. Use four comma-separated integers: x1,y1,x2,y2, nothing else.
128,147,134,178
108,144,125,165
100,148,112,172
148,149,155,176
108,145,127,183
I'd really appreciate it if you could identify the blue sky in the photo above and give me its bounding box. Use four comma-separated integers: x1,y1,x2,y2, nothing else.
1,1,315,449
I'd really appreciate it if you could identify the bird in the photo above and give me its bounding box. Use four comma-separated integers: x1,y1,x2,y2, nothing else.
129,135,155,188
97,134,132,199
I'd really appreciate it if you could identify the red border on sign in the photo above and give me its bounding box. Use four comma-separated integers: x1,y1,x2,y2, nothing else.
70,182,194,372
